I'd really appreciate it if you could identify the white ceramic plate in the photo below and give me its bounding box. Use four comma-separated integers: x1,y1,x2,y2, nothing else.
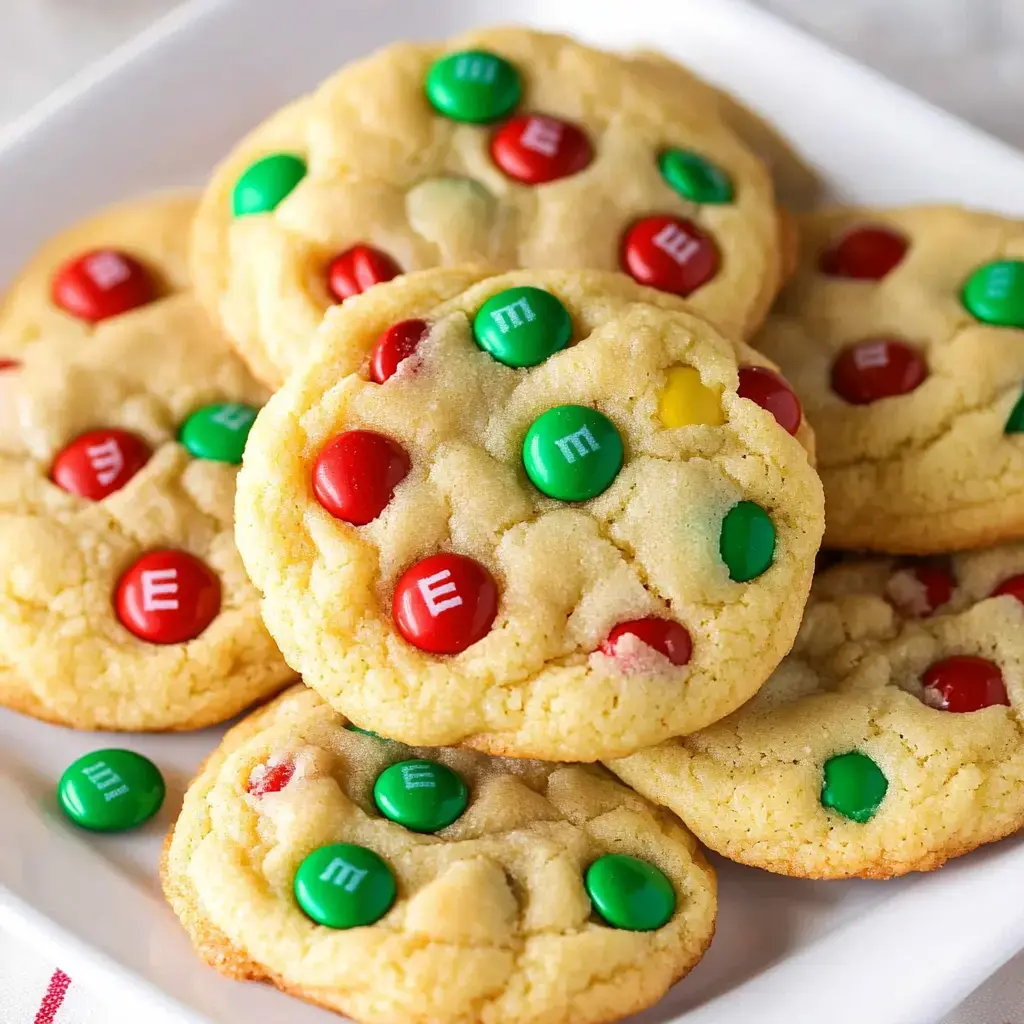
2,1,1024,1022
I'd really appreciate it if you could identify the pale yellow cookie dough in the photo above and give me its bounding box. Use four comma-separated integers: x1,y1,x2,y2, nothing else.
192,26,783,386
812,543,1024,626
756,205,1024,554
625,49,821,210
609,558,1024,879
0,195,295,730
162,685,718,1024
235,268,824,761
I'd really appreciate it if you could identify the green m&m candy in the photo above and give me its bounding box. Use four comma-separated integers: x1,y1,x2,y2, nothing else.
719,500,776,582
1006,391,1024,434
585,854,676,931
232,153,307,217
659,149,734,204
425,49,521,124
961,260,1024,328
346,723,382,738
473,286,572,368
821,752,888,823
373,759,468,833
179,402,258,464
294,843,396,929
58,749,165,832
523,405,623,502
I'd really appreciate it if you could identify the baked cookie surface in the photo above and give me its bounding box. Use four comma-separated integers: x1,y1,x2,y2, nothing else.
609,546,1024,878
626,49,821,209
162,685,718,1024
756,205,1024,553
235,268,823,761
0,195,294,730
192,26,783,385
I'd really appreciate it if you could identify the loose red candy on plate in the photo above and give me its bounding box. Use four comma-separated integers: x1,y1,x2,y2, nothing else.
992,574,1024,605
831,339,927,405
313,430,411,526
921,656,1009,713
115,550,221,645
490,114,593,184
601,617,692,667
369,319,430,383
0,358,19,372
737,366,802,435
247,759,296,797
621,216,719,296
51,249,156,322
887,564,954,618
819,226,908,280
327,246,401,302
51,428,151,501
393,553,498,655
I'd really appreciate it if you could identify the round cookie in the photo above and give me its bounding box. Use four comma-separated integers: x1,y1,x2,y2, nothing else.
235,267,824,761
0,195,294,730
756,205,1024,554
192,26,784,386
162,684,718,1024
609,549,1024,878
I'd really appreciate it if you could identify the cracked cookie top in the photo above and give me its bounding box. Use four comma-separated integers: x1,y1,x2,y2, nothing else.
191,26,782,386
755,205,1024,553
234,268,824,761
0,195,294,730
609,546,1024,878
162,685,718,1024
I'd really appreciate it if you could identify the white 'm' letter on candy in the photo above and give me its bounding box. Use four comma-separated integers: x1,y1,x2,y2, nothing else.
417,569,464,617
652,223,700,265
141,569,180,612
86,438,124,486
554,425,600,464
319,858,368,892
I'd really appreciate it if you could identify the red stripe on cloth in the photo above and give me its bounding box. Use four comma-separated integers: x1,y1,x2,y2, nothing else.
33,970,71,1024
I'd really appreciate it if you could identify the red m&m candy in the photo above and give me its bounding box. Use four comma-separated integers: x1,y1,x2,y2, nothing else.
51,429,151,501
737,366,802,435
921,656,1009,713
115,550,221,645
327,246,401,302
247,758,296,797
600,617,692,667
52,249,156,323
886,565,954,618
819,226,908,280
621,216,719,296
992,575,1024,605
831,339,927,405
313,430,410,526
393,553,498,655
491,114,592,184
369,319,430,383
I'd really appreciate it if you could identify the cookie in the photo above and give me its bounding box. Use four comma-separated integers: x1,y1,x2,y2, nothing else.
812,544,1024,624
756,205,1024,553
609,547,1024,878
192,26,784,386
234,267,824,761
626,50,822,209
162,684,718,1024
0,195,294,730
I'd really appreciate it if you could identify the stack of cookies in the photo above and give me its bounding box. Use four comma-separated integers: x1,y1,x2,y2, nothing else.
2,24,1022,1024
